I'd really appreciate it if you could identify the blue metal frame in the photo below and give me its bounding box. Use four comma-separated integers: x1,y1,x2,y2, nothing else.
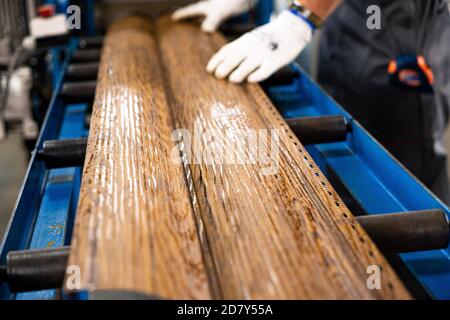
255,0,274,25
84,0,96,36
15,104,87,300
0,38,84,300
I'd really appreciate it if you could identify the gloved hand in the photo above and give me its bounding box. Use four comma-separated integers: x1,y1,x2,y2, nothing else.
207,11,313,83
172,0,256,33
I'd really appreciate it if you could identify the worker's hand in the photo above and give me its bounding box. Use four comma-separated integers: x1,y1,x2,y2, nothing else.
172,0,255,33
207,11,313,83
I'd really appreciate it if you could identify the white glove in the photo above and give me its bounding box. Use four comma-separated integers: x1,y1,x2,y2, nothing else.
172,0,256,33
207,10,313,83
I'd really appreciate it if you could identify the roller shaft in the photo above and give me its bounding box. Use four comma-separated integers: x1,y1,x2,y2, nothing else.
71,49,101,63
37,138,87,169
286,115,349,145
66,62,99,81
3,247,69,293
60,80,96,102
356,209,449,253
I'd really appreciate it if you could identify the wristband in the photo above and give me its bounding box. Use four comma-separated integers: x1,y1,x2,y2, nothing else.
288,0,324,30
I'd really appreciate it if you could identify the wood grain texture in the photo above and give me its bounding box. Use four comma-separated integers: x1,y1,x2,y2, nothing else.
155,16,411,299
68,15,411,299
66,17,210,298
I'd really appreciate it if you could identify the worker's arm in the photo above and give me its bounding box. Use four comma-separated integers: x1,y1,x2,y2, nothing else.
172,0,257,32
207,0,342,83
301,0,342,20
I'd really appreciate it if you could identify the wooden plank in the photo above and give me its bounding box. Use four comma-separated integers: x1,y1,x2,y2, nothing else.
66,16,210,299
156,17,411,299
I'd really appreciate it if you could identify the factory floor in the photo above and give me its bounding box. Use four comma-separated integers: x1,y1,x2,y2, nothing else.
0,127,450,240
0,134,28,239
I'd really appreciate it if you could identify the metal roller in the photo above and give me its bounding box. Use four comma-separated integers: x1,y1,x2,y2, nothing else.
0,247,164,296
66,62,99,81
84,113,92,129
71,49,101,63
356,209,450,253
78,36,104,49
0,247,69,293
286,115,349,145
220,23,254,38
37,138,88,169
262,65,300,86
60,80,96,102
35,34,70,49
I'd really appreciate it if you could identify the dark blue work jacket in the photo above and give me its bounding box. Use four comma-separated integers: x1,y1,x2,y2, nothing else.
319,0,450,202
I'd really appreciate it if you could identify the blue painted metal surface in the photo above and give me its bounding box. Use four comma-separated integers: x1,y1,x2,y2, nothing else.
255,0,274,25
0,38,81,300
16,104,87,300
266,64,450,299
84,0,96,36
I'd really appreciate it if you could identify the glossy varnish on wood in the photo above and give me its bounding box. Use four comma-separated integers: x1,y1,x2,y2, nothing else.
66,17,210,298
68,15,411,299
156,17,411,299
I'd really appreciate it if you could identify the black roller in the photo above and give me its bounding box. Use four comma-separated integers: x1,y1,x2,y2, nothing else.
78,36,104,49
286,115,349,145
356,209,450,253
1,247,69,293
60,80,96,103
220,23,254,38
84,113,92,129
35,34,70,49
0,248,161,296
262,65,300,86
0,265,6,281
66,62,99,81
71,49,101,63
37,138,87,169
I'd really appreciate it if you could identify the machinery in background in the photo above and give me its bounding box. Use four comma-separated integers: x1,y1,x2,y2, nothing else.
1,67,38,141
0,1,29,55
0,0,70,147
0,0,34,142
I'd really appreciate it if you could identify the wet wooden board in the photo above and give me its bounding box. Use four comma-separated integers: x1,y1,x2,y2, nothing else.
66,17,210,299
155,16,411,299
68,15,411,299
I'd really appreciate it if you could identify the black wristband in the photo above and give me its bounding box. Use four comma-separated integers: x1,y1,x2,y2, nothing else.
288,0,324,29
